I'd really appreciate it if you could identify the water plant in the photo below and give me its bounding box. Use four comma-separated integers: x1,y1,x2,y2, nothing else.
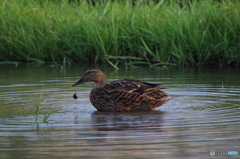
33,95,55,123
0,0,239,67
33,95,41,123
43,108,56,123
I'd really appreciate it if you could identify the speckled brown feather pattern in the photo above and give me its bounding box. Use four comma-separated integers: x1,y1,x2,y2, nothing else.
73,68,175,112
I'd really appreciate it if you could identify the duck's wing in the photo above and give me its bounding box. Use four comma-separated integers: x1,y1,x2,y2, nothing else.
91,79,172,111
106,79,166,94
103,84,171,111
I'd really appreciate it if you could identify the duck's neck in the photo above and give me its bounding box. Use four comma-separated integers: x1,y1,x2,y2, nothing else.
95,76,107,88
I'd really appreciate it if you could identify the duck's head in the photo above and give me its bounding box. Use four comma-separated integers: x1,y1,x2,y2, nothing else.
72,68,107,87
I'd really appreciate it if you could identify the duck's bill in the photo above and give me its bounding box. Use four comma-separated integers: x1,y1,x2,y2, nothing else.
72,78,85,86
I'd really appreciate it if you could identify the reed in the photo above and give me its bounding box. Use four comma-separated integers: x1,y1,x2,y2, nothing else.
33,95,55,123
33,95,41,123
0,0,239,68
43,108,56,123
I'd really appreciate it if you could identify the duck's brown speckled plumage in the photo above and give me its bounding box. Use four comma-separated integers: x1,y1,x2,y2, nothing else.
73,68,175,112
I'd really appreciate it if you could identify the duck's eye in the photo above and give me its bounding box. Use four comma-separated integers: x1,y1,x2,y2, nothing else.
85,71,91,75
85,70,96,75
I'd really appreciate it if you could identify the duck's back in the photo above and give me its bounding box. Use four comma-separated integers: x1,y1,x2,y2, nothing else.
90,79,173,112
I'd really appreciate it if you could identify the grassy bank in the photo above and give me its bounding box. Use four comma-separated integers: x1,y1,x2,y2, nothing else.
0,0,240,68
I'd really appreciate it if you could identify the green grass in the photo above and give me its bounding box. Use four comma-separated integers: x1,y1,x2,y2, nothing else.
0,0,240,68
33,95,55,123
33,95,41,123
43,108,56,123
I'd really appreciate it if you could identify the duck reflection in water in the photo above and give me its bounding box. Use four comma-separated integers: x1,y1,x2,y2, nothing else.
89,110,165,142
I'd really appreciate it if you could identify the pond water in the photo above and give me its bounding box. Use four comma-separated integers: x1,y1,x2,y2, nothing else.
0,64,239,159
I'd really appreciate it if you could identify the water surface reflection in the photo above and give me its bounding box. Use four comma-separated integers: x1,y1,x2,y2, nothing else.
91,110,164,131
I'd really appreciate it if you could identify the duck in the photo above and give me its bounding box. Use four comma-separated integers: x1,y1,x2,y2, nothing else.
72,68,175,112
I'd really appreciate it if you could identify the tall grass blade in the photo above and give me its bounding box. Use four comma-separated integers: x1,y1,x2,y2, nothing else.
0,0,239,67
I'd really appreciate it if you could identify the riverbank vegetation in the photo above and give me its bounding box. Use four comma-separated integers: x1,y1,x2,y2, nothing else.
0,0,239,68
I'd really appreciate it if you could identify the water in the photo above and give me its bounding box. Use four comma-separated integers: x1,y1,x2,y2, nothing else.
0,64,240,159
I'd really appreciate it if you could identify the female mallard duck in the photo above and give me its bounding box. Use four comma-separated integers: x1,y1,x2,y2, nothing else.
72,68,175,112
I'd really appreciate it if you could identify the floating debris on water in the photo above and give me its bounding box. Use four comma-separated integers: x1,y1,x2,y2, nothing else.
73,93,78,99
